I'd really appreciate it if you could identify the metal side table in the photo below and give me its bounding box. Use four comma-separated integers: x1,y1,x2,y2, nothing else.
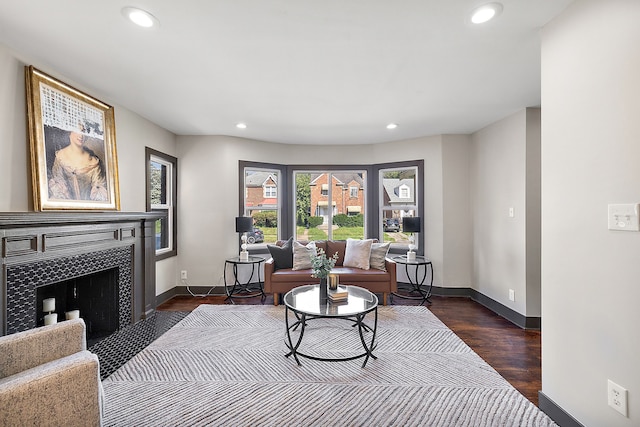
391,255,433,305
223,255,266,303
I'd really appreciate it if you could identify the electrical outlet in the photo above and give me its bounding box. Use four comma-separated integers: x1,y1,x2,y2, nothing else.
508,289,515,301
608,379,628,417
181,270,188,280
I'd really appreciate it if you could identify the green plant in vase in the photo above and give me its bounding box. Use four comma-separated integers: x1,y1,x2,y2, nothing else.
311,248,339,280
311,248,339,301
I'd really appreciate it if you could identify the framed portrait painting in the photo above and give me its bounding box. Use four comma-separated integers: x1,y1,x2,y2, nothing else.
25,66,120,211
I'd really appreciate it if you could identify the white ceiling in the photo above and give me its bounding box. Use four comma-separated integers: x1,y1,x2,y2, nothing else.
0,0,573,145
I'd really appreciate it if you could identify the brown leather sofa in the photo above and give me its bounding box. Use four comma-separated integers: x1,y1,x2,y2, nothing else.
264,239,397,306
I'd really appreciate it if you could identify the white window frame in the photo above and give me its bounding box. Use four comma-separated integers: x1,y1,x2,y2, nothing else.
263,185,277,198
399,184,410,199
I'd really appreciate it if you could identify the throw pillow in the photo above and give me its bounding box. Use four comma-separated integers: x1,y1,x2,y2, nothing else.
343,238,373,270
267,237,293,271
292,241,316,270
369,242,390,271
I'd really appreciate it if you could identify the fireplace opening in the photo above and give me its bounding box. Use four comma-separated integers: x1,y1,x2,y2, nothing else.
36,268,119,346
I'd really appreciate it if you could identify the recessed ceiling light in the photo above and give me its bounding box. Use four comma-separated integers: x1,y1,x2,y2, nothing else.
386,123,398,130
122,7,159,28
236,123,247,129
471,3,503,24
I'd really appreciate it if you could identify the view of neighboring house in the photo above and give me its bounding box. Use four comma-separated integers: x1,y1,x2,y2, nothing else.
381,178,415,221
245,171,416,226
244,171,278,216
310,173,364,223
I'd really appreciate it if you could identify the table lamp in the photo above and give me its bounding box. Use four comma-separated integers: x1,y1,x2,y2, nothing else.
235,216,253,261
403,217,421,261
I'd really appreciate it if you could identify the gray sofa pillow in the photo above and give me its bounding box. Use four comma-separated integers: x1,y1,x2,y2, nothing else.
267,237,293,270
370,242,390,271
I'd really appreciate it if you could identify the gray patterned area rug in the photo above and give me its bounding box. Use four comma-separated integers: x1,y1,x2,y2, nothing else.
103,305,557,426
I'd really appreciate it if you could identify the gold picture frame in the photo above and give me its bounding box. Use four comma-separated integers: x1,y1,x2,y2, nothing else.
25,66,120,211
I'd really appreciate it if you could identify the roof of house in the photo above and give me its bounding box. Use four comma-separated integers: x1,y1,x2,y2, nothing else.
310,172,365,187
245,171,277,187
382,179,415,203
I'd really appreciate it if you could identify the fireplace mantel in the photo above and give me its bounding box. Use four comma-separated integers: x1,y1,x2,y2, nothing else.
0,211,161,228
1,212,162,335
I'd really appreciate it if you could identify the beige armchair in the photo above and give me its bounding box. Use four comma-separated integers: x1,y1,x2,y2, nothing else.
0,318,103,427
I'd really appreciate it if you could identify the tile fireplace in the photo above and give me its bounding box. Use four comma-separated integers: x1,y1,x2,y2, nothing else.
1,212,161,337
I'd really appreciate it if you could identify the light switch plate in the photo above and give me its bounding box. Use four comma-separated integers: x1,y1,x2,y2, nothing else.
608,204,640,231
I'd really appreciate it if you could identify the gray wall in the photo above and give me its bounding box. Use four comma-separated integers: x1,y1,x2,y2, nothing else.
471,108,541,316
541,0,640,425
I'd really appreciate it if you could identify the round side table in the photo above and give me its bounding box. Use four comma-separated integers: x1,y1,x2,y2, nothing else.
391,255,433,305
223,255,266,303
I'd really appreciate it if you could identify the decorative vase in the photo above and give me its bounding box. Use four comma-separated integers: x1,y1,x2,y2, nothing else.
319,277,328,302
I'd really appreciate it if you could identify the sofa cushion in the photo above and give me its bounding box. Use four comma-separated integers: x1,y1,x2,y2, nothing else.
267,237,293,271
343,238,373,270
370,242,390,271
292,241,316,270
326,240,346,266
272,266,389,283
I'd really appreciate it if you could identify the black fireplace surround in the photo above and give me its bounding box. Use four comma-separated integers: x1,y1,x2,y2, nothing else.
0,212,161,336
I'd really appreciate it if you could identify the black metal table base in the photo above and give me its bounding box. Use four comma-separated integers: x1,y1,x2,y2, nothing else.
392,287,432,305
224,258,266,304
391,259,433,305
284,308,378,368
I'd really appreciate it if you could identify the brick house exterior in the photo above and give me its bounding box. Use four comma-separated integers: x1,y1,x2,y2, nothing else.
310,173,364,223
245,171,277,215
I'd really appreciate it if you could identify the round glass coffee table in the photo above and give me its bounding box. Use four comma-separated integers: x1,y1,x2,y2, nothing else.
283,284,378,368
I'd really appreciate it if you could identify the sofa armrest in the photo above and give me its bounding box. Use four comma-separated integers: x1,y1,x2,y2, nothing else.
0,350,102,427
264,258,275,293
0,318,86,379
385,258,398,293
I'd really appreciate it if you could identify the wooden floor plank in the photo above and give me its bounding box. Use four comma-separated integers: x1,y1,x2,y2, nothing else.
157,294,541,406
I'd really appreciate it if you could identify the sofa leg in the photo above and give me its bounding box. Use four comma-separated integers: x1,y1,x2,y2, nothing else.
273,293,279,306
382,293,388,306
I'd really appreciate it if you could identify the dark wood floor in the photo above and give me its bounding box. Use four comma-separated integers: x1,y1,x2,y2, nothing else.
157,293,541,406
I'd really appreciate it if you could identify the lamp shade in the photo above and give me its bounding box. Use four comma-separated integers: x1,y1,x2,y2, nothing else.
235,216,253,233
402,217,421,233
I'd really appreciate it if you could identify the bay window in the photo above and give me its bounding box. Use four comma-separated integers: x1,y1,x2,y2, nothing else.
239,160,423,254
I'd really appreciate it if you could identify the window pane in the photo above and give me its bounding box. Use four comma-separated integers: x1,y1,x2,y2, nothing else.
244,168,279,246
380,167,418,248
153,209,169,251
295,171,366,241
150,160,167,205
